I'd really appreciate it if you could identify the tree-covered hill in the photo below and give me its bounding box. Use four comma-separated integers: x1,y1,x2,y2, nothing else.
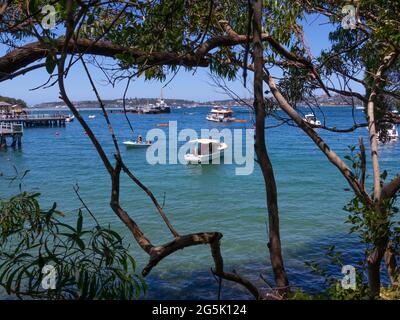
0,95,27,108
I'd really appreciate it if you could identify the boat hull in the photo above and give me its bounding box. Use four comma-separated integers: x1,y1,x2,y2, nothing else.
206,116,235,123
123,141,151,148
184,143,227,164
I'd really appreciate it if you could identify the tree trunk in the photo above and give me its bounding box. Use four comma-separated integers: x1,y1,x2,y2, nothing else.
252,0,289,294
367,99,381,202
384,242,399,287
367,243,386,297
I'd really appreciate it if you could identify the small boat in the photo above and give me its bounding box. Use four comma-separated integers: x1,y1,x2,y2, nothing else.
88,115,96,119
303,113,321,127
123,140,152,148
184,139,228,164
378,123,398,142
65,115,75,122
206,106,235,122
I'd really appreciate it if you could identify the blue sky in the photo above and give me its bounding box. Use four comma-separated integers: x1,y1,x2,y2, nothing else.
0,13,360,106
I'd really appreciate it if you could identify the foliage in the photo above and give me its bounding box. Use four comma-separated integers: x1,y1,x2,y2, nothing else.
304,246,370,300
0,192,146,300
0,95,27,108
311,0,400,129
380,286,400,300
344,146,400,261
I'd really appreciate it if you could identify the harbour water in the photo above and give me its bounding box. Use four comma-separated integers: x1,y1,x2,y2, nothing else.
0,106,398,299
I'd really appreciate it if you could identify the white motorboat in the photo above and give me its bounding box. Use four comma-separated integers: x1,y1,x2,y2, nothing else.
206,106,235,122
123,140,152,148
65,115,75,122
378,123,398,142
88,115,96,119
303,113,321,127
184,139,228,164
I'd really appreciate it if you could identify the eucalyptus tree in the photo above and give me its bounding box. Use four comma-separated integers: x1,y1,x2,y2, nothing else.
310,0,400,296
1,0,399,299
255,0,400,297
0,0,292,299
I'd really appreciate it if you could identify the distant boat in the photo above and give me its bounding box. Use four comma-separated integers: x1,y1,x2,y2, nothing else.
184,139,228,164
303,113,321,127
356,106,364,110
155,91,171,113
137,90,171,114
377,123,398,142
65,115,75,122
123,140,152,148
206,106,235,122
88,115,96,119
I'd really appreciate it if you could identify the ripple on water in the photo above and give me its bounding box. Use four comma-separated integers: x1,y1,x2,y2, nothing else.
0,107,396,298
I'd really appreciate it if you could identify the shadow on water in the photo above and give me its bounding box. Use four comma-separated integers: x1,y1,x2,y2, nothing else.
142,232,388,300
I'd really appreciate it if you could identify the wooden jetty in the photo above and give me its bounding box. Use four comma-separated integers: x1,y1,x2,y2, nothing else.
0,122,23,148
0,114,67,127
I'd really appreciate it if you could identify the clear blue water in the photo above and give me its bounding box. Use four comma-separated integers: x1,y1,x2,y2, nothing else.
1,106,398,299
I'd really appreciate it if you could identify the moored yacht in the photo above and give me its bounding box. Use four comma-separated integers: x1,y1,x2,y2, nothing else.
303,113,321,127
206,106,235,122
184,139,228,164
65,114,75,122
138,91,171,114
378,123,398,142
155,94,171,113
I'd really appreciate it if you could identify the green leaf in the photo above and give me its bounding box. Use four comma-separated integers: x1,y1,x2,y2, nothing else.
29,0,38,15
77,210,83,235
45,54,57,74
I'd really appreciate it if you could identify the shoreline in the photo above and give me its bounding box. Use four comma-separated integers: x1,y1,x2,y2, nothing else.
28,104,363,111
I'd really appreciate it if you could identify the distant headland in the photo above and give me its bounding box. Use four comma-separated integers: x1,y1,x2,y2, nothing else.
32,93,363,109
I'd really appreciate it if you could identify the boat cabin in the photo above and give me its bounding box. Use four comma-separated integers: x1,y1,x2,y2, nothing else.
304,114,317,122
207,107,235,122
190,139,219,155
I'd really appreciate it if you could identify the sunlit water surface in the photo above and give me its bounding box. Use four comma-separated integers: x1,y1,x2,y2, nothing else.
1,106,398,299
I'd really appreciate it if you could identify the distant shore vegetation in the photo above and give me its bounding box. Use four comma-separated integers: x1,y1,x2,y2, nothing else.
0,95,27,108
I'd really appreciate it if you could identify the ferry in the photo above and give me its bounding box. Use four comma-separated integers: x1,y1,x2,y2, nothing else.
206,106,235,122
